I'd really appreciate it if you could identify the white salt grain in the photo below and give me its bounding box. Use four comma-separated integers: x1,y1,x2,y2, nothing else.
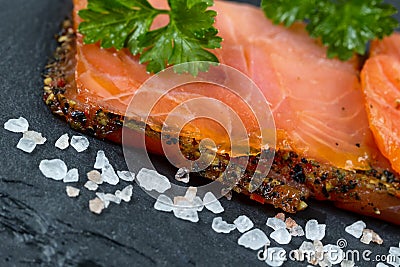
84,180,99,191
233,215,254,233
70,135,89,152
39,159,68,180
324,244,344,265
17,138,36,153
203,192,224,214
87,170,103,184
184,186,197,202
66,186,80,197
345,220,366,239
136,168,171,193
387,255,400,267
299,241,315,254
289,225,305,237
172,199,199,223
341,259,355,267
94,150,109,169
266,217,287,231
96,193,121,208
305,219,326,241
313,240,325,262
104,193,121,204
265,247,287,267
192,196,204,211
89,197,104,214
154,194,174,212
361,229,383,245
389,247,400,257
318,255,333,267
55,133,69,150
175,167,190,183
23,131,46,145
211,217,236,234
96,193,110,208
63,168,79,183
238,228,270,250
270,228,292,245
101,162,119,185
4,117,29,133
115,185,133,202
117,170,135,182
376,263,389,267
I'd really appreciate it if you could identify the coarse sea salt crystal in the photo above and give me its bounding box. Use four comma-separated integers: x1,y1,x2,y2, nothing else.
96,193,110,208
70,135,89,152
102,162,119,185
63,168,79,183
39,159,68,180
94,150,109,169
389,247,400,257
361,229,383,245
184,186,197,202
89,197,104,214
299,241,315,254
117,170,135,182
211,217,236,234
203,192,224,214
267,217,287,231
175,167,190,183
270,228,292,245
96,192,122,208
341,259,355,267
84,180,99,191
87,170,103,184
23,131,46,145
172,201,199,223
136,168,171,193
55,133,69,150
154,194,174,212
318,255,332,267
17,138,36,153
324,244,344,265
105,193,121,204
345,220,366,239
115,185,133,202
305,219,326,241
290,225,305,237
192,196,204,211
234,215,254,233
4,117,29,133
66,186,80,197
265,247,287,267
387,256,400,267
238,228,270,250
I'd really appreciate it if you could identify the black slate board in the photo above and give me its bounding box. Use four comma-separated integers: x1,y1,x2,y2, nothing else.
0,1,399,266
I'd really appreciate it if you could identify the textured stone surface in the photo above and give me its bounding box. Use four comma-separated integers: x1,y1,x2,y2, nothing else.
0,0,399,266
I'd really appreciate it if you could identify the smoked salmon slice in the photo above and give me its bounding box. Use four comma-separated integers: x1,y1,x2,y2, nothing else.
361,33,400,174
43,0,400,224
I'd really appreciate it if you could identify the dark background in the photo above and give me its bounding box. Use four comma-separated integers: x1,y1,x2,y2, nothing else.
0,0,399,266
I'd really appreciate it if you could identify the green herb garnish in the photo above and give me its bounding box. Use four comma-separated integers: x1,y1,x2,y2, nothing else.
78,0,222,75
261,0,399,60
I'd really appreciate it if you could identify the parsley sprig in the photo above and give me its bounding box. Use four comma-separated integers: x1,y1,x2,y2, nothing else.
78,0,222,75
261,0,399,60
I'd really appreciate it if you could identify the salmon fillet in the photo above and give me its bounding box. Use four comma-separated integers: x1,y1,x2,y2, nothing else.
43,0,400,224
362,33,400,174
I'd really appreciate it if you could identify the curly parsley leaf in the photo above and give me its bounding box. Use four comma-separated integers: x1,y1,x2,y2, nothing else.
78,0,221,75
261,0,399,60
